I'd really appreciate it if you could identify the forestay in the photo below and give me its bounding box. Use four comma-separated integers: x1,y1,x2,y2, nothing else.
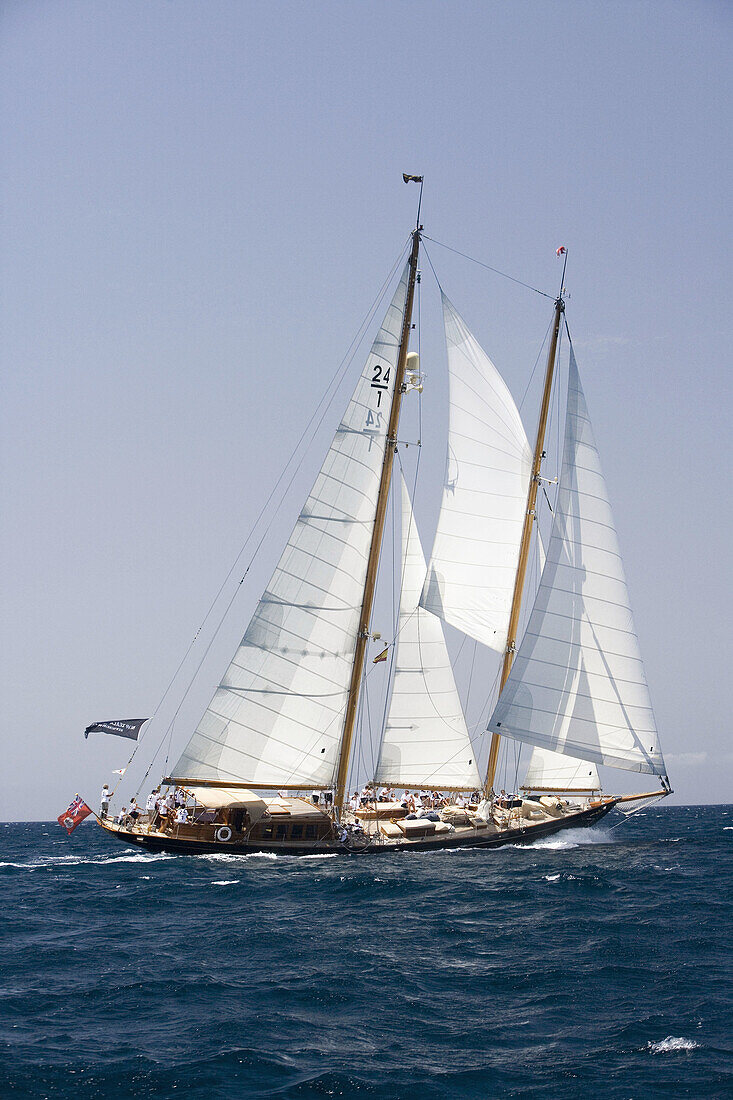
375,476,480,789
488,350,667,777
172,268,410,787
420,295,533,653
522,747,600,792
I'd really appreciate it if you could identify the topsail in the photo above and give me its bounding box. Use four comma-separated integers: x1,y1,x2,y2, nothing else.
420,295,534,653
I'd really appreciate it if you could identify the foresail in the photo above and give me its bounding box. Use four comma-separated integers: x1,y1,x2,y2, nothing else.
488,349,667,777
420,295,533,653
375,476,480,789
522,747,600,792
172,268,410,787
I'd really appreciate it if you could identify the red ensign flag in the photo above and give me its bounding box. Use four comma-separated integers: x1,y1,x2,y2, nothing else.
57,795,93,834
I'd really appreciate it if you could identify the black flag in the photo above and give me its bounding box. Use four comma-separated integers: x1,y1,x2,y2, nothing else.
402,173,423,184
84,718,149,741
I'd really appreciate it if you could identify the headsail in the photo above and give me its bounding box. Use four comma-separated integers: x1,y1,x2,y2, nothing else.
420,295,534,653
375,475,480,789
171,268,410,787
488,349,667,777
522,747,600,792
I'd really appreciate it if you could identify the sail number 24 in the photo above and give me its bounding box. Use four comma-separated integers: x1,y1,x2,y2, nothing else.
366,362,390,429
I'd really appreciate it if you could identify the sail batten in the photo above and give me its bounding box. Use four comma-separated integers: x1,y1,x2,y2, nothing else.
374,477,480,789
171,268,410,787
419,295,535,653
488,349,666,778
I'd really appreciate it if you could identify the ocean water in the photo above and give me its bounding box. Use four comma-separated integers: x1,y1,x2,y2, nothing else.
1,805,731,1099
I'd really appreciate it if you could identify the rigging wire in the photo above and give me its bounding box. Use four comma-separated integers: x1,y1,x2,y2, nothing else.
422,235,554,299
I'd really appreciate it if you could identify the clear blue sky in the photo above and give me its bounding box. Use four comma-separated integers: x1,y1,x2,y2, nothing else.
2,0,730,819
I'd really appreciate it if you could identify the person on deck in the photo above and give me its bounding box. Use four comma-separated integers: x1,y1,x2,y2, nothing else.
175,805,188,825
157,798,169,832
100,784,111,818
128,797,141,826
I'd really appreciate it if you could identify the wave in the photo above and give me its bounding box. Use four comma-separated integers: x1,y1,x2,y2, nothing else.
0,851,175,871
647,1036,699,1054
515,827,616,851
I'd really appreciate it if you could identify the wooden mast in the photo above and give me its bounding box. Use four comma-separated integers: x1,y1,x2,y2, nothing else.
334,226,421,817
483,291,565,796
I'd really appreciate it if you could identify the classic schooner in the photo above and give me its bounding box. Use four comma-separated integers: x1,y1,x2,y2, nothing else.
92,185,671,855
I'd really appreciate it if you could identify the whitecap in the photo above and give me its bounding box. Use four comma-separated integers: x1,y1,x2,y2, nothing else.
520,827,615,851
647,1036,699,1054
194,851,280,862
211,880,240,886
544,873,561,881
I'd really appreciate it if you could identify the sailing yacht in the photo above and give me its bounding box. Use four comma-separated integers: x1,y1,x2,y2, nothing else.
94,190,670,855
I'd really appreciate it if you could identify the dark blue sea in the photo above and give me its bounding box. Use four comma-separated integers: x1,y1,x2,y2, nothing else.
1,806,731,1099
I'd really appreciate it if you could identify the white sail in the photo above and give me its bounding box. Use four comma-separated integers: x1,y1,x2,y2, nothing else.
522,747,600,792
375,476,480,789
420,294,534,653
488,349,667,777
172,268,410,787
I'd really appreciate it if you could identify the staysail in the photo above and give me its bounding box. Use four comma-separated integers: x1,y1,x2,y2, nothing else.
171,268,410,787
488,349,667,777
374,476,480,789
420,295,534,653
522,747,600,792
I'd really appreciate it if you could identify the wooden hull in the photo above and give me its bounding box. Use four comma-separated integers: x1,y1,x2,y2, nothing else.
100,800,616,857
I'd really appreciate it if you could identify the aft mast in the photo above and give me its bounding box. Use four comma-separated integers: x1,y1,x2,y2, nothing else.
334,196,422,817
483,269,566,796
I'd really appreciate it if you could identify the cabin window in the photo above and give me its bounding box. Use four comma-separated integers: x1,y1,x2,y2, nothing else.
260,824,273,839
275,823,288,840
305,824,316,839
290,824,303,839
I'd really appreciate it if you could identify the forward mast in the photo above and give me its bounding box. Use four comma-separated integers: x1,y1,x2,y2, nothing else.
333,226,422,816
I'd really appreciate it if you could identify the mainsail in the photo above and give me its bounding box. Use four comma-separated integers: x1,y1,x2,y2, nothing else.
420,295,534,653
172,268,410,787
374,476,480,789
522,747,600,792
488,349,667,777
